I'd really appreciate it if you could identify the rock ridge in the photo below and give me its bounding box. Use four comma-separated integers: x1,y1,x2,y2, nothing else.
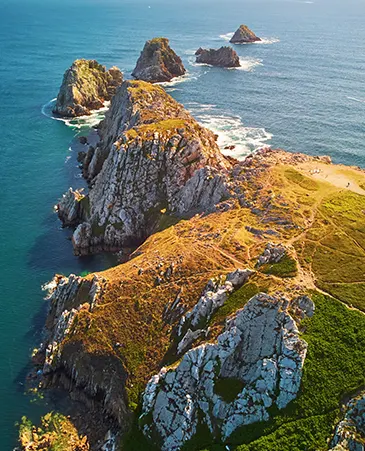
195,46,240,68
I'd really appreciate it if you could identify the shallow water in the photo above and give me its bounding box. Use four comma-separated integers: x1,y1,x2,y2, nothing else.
0,0,365,447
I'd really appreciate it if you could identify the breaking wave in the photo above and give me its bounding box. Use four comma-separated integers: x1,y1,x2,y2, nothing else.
41,98,110,129
186,103,272,158
220,32,280,45
189,57,263,72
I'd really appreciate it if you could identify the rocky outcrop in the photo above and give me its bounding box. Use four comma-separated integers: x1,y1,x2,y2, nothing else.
330,393,365,451
53,59,123,117
132,38,186,83
257,243,287,267
59,80,232,255
141,292,313,450
195,46,240,68
230,24,261,44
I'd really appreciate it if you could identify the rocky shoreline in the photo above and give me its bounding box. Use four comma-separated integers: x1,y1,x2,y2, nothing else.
20,31,365,451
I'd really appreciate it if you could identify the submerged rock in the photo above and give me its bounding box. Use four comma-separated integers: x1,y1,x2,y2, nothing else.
53,59,123,117
141,291,313,450
195,46,240,68
132,38,186,83
230,24,261,44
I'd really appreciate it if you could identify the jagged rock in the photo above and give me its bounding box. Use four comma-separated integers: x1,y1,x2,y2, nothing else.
141,292,313,450
195,46,240,68
132,38,186,83
257,242,287,266
53,59,123,117
230,24,261,44
59,80,231,255
330,393,365,451
57,188,86,227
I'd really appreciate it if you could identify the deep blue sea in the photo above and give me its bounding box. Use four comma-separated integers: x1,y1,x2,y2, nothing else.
0,0,365,448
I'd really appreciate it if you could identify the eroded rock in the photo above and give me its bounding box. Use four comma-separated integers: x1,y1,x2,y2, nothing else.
195,46,240,68
53,59,123,117
132,38,186,83
230,24,261,44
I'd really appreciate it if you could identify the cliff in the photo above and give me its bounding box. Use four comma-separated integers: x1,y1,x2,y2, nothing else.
195,46,240,68
53,59,123,117
230,24,261,44
58,80,231,255
132,38,186,83
30,72,365,451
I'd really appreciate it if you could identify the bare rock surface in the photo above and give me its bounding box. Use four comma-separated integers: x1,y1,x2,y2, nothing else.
53,59,123,117
195,46,240,68
132,38,186,83
141,291,313,450
230,24,261,44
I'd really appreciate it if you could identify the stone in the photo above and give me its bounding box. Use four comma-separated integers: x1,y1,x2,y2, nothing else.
195,46,240,68
141,292,313,450
53,59,123,117
257,242,287,266
230,24,261,44
132,38,186,83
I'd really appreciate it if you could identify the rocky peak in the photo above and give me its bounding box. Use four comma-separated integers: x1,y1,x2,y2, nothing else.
132,38,186,83
58,80,232,255
195,46,241,68
230,24,261,44
53,59,123,117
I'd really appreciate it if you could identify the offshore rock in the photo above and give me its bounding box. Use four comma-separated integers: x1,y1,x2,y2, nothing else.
57,188,86,227
53,59,123,117
59,80,232,255
195,46,240,68
230,24,261,44
141,292,313,450
132,38,186,83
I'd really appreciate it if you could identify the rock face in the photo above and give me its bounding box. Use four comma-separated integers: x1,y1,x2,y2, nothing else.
53,59,123,117
230,24,261,44
59,80,232,255
132,38,186,83
257,242,287,267
195,46,240,68
330,393,365,451
140,291,313,450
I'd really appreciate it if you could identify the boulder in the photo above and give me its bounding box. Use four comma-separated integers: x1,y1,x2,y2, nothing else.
230,24,261,44
132,38,186,83
195,46,240,68
53,59,123,117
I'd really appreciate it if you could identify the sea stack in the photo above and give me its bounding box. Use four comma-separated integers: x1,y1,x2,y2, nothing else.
195,46,240,68
132,37,186,83
53,59,123,117
230,24,261,44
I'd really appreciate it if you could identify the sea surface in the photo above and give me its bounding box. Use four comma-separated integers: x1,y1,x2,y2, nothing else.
0,0,365,447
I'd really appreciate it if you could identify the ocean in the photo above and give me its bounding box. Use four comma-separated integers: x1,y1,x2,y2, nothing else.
0,0,364,448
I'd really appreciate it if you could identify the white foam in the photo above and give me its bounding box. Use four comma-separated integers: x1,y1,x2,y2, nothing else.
41,98,110,129
347,96,365,104
189,56,262,72
187,104,272,158
220,32,280,45
157,72,198,87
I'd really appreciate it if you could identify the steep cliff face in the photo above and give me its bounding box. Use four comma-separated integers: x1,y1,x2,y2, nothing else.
230,24,261,44
59,80,232,255
53,59,123,117
195,46,241,68
132,38,186,83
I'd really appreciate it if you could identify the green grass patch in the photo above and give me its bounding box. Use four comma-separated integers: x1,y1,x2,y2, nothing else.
260,255,298,278
284,168,319,191
214,377,245,404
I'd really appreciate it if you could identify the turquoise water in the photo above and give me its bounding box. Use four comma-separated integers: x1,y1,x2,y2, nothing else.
1,0,365,448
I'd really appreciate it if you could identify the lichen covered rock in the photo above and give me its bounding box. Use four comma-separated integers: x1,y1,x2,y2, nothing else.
132,38,186,83
195,46,240,68
230,24,261,44
53,59,123,117
140,292,313,450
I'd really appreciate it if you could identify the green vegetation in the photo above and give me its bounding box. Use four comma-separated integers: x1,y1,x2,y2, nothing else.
260,255,298,278
214,377,246,403
18,412,88,450
284,168,319,191
210,282,260,325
